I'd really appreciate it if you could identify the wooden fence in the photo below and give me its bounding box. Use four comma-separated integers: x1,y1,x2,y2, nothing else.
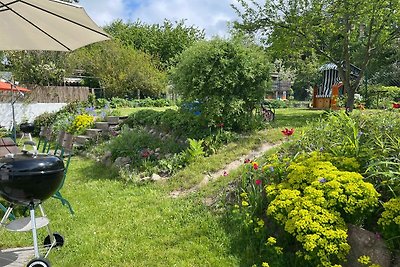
0,85,89,103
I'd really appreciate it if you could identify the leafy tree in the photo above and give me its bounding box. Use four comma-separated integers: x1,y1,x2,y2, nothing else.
69,41,167,98
4,51,71,86
233,0,400,110
170,38,271,131
104,19,205,69
368,40,400,86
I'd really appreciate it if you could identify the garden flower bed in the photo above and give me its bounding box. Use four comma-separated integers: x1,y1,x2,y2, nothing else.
229,110,400,267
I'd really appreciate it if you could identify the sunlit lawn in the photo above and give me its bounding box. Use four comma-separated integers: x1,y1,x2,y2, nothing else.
0,107,323,266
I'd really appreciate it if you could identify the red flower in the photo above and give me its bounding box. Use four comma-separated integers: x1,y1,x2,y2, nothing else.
223,171,228,176
244,158,251,163
252,162,259,170
255,179,262,185
392,103,400,109
281,128,295,136
140,148,153,158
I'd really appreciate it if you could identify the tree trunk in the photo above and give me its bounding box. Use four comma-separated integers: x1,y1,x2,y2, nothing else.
346,86,356,112
343,12,354,112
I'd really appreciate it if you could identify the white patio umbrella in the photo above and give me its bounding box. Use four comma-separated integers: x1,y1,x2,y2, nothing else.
0,0,110,51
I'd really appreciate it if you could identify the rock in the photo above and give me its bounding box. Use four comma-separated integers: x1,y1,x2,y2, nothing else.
151,173,162,182
101,151,113,166
140,176,152,183
114,157,131,168
344,224,392,267
393,254,400,267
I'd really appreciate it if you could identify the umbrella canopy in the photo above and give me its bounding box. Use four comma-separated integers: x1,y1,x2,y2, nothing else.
0,0,110,51
0,81,31,92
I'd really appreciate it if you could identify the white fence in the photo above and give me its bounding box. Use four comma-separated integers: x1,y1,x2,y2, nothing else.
0,103,66,130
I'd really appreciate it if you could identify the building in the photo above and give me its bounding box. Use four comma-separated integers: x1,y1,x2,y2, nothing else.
268,72,292,100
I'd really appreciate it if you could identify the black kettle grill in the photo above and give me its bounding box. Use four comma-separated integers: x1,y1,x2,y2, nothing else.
0,153,65,267
0,154,64,205
19,122,35,134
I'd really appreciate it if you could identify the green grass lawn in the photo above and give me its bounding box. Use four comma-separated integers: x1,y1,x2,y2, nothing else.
0,108,323,266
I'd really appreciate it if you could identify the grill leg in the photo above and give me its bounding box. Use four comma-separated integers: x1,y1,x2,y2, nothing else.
39,204,56,258
0,205,14,225
30,204,40,259
39,204,53,240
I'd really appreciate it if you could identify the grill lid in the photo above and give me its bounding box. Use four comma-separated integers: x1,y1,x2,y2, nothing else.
0,154,64,174
0,154,65,205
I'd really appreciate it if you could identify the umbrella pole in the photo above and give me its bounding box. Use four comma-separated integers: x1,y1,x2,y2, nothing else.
10,84,17,143
11,98,16,143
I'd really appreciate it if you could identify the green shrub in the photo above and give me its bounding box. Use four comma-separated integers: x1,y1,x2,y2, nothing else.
95,98,110,109
124,109,163,127
156,152,188,176
366,85,400,108
185,138,205,163
107,126,185,171
33,111,57,135
170,37,271,132
110,97,131,108
131,97,173,107
203,128,239,156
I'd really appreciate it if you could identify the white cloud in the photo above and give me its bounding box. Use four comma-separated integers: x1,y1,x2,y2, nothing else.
79,0,125,26
79,0,239,37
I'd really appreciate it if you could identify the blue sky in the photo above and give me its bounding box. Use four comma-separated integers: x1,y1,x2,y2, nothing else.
79,0,240,37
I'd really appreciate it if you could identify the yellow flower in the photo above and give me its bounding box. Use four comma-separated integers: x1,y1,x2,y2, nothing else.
242,201,249,207
262,263,270,267
266,236,276,245
240,192,248,198
357,255,371,265
275,246,283,255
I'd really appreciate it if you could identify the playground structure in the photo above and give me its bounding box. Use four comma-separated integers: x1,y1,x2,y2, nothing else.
312,63,360,109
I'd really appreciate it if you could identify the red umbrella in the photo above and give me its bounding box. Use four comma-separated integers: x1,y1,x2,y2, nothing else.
0,81,31,93
0,81,31,142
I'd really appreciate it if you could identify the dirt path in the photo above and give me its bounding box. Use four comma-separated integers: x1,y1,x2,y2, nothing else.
170,141,282,198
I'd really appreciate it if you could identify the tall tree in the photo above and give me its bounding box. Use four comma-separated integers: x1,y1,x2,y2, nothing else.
233,0,400,110
104,19,205,69
68,41,167,98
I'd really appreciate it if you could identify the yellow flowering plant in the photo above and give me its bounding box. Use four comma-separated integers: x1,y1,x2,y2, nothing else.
378,197,400,249
265,153,379,267
66,113,95,135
